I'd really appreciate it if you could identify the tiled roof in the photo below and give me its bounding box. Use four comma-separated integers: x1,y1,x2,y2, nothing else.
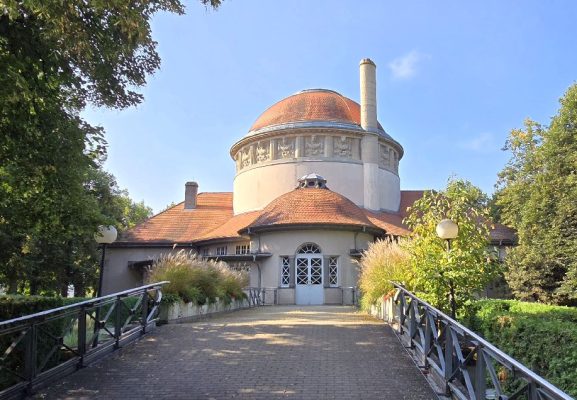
118,193,233,243
195,211,260,243
489,223,517,244
363,191,424,236
398,190,425,217
249,89,384,132
245,188,381,232
364,211,410,236
117,189,516,246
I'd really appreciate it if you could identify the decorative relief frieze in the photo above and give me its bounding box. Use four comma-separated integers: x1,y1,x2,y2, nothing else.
241,147,252,168
379,144,390,169
304,135,324,156
235,133,370,172
256,141,270,162
277,137,295,159
333,136,352,158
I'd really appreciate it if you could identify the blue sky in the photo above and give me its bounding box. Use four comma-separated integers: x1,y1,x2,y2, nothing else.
84,0,577,213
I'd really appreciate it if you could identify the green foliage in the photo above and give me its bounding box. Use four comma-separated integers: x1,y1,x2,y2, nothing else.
404,178,500,315
148,251,247,306
462,300,577,397
357,239,413,311
0,0,201,295
0,295,87,321
496,84,577,305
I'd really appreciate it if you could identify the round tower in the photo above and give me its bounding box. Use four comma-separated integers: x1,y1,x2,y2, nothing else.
230,60,403,215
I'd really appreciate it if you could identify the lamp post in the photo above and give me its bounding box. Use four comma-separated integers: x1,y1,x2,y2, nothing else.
94,225,117,298
436,219,458,319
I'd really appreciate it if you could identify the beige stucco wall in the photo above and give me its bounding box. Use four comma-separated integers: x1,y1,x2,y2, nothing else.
377,168,401,212
233,160,365,214
102,247,187,295
251,229,374,290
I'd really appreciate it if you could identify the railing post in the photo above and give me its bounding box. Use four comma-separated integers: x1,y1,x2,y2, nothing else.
408,300,416,347
141,289,149,333
397,292,405,334
24,323,37,390
474,346,486,400
528,382,539,400
78,305,87,368
423,312,431,368
114,296,122,348
92,300,100,349
444,323,453,395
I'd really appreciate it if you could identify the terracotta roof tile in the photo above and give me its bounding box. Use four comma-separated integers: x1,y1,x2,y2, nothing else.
489,223,517,244
118,193,233,243
195,211,261,242
246,188,380,232
249,89,384,132
117,188,516,246
364,211,410,236
398,190,425,218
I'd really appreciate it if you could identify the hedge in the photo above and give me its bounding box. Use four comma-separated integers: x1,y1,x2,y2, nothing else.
0,295,88,322
0,294,143,391
462,299,577,397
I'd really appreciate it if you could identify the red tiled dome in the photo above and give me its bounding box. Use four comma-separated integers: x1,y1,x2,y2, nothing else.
245,187,381,232
249,89,383,133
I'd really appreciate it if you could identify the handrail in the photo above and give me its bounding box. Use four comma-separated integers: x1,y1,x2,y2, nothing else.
0,282,168,399
375,283,573,400
0,282,169,326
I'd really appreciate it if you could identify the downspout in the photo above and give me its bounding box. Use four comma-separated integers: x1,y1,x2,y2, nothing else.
253,254,261,289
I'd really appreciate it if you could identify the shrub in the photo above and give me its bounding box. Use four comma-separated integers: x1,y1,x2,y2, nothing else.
0,295,87,322
357,239,413,311
0,295,88,390
148,251,247,305
462,299,577,397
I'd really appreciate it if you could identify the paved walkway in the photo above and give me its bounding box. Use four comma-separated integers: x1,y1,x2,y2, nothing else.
36,306,437,400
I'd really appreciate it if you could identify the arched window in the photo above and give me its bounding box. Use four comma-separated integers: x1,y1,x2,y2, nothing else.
297,243,321,254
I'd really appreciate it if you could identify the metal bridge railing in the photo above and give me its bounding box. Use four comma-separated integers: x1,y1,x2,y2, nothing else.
376,283,573,400
0,282,168,400
243,287,278,306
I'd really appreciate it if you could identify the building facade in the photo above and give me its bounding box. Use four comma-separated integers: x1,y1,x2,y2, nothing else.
104,59,514,305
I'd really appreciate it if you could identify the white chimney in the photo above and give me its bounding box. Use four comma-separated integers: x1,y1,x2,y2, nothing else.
360,58,378,132
360,58,380,211
184,181,198,209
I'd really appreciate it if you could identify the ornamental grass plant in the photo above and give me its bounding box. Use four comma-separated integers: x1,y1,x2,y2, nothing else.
356,239,414,311
148,251,248,305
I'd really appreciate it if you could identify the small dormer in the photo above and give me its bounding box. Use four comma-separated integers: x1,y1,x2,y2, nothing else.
298,173,327,189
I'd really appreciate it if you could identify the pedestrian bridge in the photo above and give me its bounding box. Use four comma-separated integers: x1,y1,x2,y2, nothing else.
1,284,572,400
34,306,438,399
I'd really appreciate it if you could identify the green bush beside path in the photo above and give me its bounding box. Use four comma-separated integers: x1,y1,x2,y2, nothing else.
463,299,577,397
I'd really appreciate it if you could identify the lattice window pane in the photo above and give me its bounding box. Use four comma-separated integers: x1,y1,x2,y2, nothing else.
297,243,321,254
310,257,322,285
296,258,308,285
281,257,290,286
329,257,338,286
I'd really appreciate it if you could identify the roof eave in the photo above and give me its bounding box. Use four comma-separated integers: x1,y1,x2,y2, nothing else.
240,223,384,236
109,241,196,249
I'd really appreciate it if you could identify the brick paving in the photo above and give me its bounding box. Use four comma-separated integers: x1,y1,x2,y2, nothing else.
35,306,438,400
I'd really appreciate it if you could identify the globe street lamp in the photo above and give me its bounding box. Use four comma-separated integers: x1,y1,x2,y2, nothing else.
94,225,117,298
436,219,458,319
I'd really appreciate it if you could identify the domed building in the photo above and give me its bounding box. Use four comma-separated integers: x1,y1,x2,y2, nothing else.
104,59,514,305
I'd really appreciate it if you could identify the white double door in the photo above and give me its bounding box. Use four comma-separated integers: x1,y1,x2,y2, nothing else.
295,255,324,305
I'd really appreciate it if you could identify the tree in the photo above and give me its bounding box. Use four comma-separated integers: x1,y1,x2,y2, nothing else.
404,179,499,317
0,0,213,294
495,84,577,305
